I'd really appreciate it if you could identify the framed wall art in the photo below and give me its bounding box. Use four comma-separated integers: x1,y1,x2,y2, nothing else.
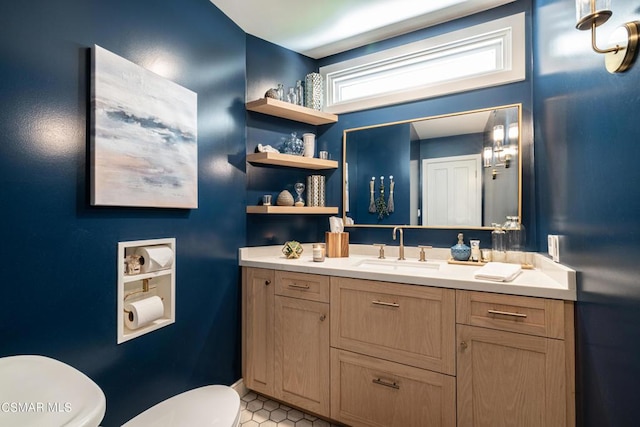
91,45,198,208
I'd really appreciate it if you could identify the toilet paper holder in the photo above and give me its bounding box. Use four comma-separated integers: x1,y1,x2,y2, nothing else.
123,279,163,315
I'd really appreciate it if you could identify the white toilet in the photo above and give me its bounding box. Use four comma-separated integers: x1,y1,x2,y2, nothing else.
0,355,240,427
123,384,240,427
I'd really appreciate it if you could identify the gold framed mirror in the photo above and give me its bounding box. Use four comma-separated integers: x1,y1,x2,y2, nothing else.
342,104,522,229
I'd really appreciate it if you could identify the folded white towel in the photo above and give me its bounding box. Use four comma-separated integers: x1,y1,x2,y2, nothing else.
474,262,522,282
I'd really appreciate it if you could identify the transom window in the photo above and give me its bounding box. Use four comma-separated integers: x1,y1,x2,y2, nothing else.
321,13,525,114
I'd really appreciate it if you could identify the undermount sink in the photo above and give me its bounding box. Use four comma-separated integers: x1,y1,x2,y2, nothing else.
0,355,106,427
354,258,441,273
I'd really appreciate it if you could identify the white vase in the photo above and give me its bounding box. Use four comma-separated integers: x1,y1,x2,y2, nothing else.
302,133,315,158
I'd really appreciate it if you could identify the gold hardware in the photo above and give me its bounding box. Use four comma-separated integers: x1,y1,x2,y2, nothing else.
319,314,326,322
460,341,468,350
418,245,432,262
372,378,400,390
575,0,640,73
392,226,405,260
288,283,310,289
487,309,527,318
372,300,400,308
373,243,386,259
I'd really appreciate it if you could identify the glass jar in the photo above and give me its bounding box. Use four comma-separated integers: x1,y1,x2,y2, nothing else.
491,223,506,262
503,216,526,264
280,132,304,155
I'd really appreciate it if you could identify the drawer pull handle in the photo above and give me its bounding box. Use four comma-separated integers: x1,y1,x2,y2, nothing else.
487,309,527,318
288,283,310,289
372,300,400,308
265,280,271,286
319,314,326,322
373,378,400,390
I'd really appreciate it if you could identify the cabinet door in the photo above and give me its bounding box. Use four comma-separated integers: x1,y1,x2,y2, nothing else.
457,325,566,427
331,349,456,427
242,267,275,396
275,295,330,416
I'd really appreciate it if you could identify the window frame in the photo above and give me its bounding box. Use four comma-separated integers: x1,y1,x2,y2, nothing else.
321,13,526,114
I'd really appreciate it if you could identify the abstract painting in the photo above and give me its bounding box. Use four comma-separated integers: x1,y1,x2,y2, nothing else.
91,45,198,208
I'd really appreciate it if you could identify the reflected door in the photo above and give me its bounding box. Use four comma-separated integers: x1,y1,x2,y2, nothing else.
422,155,481,226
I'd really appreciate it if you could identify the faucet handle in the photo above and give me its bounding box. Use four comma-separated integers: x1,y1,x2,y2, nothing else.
418,245,433,262
373,243,386,259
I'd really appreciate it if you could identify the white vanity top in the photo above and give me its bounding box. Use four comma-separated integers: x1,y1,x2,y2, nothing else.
239,244,577,301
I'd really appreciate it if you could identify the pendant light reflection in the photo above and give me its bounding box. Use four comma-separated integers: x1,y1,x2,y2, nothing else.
484,122,518,178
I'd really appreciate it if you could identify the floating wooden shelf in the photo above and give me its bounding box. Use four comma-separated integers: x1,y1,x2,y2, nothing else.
247,152,338,170
247,206,339,214
246,98,338,125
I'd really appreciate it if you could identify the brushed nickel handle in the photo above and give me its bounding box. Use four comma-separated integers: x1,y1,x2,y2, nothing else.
487,309,527,318
372,300,400,308
373,378,400,390
265,280,271,286
288,283,310,289
319,314,326,322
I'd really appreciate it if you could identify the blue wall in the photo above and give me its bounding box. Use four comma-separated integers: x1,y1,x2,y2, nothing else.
534,0,640,425
0,0,246,425
346,124,411,225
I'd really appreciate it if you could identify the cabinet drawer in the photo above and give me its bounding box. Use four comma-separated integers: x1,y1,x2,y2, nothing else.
275,271,330,302
331,277,456,375
331,349,456,427
456,290,565,339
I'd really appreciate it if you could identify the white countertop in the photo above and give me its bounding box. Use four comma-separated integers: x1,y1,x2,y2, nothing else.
239,244,577,301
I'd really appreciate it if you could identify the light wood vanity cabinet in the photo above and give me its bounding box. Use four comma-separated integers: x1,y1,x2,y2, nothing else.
456,290,575,427
242,267,575,427
242,267,331,417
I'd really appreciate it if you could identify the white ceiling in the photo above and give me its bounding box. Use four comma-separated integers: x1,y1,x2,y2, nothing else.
410,110,492,141
210,0,514,59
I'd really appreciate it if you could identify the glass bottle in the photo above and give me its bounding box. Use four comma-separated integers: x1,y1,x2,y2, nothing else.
491,223,506,262
295,80,304,106
276,83,284,101
287,87,297,104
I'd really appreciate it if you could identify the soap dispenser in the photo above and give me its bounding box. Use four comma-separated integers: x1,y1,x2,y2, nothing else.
451,233,471,261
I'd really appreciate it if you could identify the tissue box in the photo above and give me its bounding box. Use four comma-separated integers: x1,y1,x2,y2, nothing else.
325,232,349,257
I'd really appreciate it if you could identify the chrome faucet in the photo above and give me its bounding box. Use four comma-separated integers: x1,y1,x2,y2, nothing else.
392,226,405,260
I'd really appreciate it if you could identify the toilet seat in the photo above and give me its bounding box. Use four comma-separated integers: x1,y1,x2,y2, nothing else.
123,385,240,427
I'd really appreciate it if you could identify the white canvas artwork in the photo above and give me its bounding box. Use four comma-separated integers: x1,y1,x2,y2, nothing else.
91,45,198,208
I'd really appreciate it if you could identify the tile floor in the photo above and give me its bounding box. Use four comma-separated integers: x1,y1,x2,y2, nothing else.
239,391,342,427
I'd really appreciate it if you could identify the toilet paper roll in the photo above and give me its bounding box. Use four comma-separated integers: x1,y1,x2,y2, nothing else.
125,296,164,330
135,245,174,273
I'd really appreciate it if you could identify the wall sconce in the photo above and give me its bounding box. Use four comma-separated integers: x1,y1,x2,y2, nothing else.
575,0,639,73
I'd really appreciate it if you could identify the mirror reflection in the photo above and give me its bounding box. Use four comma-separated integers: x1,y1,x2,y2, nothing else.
343,104,521,228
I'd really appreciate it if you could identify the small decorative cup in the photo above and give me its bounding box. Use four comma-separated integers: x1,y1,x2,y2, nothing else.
312,243,325,262
262,194,272,206
319,151,329,160
302,133,316,158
